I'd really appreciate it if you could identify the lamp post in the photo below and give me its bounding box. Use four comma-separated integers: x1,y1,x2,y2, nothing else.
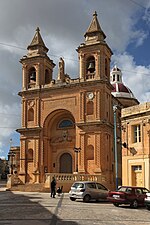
74,147,81,173
113,105,118,190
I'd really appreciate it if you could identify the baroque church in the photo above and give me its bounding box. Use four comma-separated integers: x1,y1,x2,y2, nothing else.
8,12,140,191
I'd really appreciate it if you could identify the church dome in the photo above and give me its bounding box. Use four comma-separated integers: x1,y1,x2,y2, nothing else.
112,82,135,98
110,65,136,99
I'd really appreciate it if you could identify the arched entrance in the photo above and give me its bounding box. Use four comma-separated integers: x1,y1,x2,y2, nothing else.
59,153,72,173
43,109,75,174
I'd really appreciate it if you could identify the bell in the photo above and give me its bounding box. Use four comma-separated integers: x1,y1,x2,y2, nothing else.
87,62,95,73
30,72,36,81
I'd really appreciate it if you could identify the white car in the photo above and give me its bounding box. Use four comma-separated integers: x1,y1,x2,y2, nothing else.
145,192,150,210
69,181,109,202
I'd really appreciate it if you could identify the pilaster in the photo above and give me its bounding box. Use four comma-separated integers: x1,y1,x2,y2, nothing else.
18,139,26,184
79,92,85,122
22,65,27,90
36,63,40,86
79,54,85,81
94,132,102,173
22,99,26,127
79,132,85,173
95,51,100,79
95,90,100,120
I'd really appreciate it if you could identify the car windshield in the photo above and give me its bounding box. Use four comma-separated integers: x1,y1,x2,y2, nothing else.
142,188,149,194
72,183,84,189
118,187,127,192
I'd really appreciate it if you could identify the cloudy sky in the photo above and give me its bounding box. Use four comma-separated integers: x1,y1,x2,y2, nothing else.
0,0,150,158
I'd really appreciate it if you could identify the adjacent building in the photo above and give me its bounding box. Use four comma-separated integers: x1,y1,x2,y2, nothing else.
122,103,150,189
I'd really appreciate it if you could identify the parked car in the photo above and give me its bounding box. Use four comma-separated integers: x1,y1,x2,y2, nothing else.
107,186,149,208
145,192,150,210
69,181,109,202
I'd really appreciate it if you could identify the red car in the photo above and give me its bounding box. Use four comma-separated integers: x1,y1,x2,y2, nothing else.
107,186,149,208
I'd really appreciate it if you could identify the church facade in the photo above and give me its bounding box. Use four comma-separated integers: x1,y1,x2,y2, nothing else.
16,12,118,189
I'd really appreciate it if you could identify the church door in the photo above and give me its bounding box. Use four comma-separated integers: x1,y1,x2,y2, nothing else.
59,153,72,173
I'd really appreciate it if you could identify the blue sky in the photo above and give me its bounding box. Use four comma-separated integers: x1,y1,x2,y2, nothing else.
0,0,150,158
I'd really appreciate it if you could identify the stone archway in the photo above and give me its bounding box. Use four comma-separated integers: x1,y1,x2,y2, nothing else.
43,109,75,174
59,153,72,173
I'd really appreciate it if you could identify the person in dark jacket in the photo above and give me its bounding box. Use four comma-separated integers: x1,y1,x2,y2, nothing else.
51,177,56,198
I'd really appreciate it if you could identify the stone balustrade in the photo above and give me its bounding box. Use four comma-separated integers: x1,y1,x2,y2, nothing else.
45,173,106,192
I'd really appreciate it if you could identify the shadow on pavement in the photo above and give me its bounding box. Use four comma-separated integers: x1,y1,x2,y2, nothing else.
0,182,78,225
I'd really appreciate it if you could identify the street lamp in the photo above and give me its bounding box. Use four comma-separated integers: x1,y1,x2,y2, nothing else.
74,147,81,173
113,105,118,190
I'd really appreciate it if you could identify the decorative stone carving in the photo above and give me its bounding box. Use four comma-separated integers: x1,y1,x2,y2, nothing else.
28,100,35,108
50,131,73,143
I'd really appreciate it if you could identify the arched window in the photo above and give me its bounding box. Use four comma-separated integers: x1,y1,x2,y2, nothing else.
45,69,50,84
29,67,36,82
86,101,94,115
86,56,95,79
28,108,34,121
58,119,74,129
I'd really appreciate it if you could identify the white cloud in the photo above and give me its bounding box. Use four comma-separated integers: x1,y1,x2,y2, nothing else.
131,29,148,47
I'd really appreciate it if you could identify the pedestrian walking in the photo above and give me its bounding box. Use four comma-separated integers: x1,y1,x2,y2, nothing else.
50,177,56,198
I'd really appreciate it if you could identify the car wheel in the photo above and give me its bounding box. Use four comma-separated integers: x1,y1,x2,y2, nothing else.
70,197,76,201
83,194,91,202
113,203,119,207
131,200,138,208
146,205,150,210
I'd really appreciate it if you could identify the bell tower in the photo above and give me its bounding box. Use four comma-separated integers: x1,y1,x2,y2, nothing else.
18,28,55,184
75,12,117,187
20,27,55,90
77,11,112,82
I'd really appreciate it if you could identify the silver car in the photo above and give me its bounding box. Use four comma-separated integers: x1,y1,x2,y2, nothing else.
69,181,109,202
145,192,150,210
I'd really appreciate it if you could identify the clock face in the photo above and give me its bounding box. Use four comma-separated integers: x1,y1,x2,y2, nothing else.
88,92,94,100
